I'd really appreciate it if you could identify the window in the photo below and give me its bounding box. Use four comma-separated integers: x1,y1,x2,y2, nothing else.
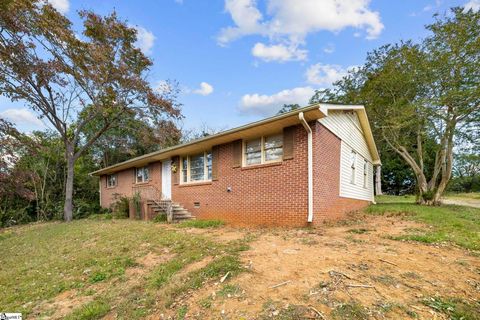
363,159,368,188
350,151,356,184
181,151,212,183
264,134,283,162
181,158,188,183
190,153,205,181
245,138,261,165
136,166,149,183
244,134,283,166
206,152,212,180
106,174,117,188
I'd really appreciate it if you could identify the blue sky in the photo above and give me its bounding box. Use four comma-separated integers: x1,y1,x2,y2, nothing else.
0,0,476,132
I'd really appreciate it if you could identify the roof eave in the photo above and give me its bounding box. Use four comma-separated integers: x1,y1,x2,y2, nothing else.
90,104,326,176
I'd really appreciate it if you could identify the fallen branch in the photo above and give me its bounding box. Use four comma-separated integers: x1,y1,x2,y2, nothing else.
220,271,230,283
329,270,354,280
308,305,326,319
270,280,291,289
379,258,398,266
345,284,375,288
411,305,427,311
402,282,420,290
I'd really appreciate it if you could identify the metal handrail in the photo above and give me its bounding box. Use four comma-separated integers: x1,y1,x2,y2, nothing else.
131,184,173,223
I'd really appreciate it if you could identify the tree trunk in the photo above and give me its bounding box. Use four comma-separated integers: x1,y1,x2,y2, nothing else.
64,144,75,222
375,165,383,195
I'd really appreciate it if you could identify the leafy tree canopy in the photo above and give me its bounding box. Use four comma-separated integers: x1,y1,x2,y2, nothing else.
311,7,480,204
0,0,182,220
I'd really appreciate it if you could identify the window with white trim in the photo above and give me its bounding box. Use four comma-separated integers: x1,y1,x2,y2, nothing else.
244,133,283,166
350,151,356,184
363,159,368,188
106,174,117,188
181,151,212,183
181,158,188,183
135,166,149,183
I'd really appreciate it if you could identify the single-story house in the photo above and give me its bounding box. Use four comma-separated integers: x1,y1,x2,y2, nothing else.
91,103,381,226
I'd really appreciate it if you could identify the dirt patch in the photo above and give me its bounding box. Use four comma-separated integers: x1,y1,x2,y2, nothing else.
181,226,249,242
172,215,480,319
443,198,480,209
32,290,93,320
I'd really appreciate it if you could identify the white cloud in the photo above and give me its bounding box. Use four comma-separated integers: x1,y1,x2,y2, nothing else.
305,63,354,86
46,0,69,14
193,82,214,96
323,43,335,54
240,86,316,116
217,0,265,44
252,42,307,62
0,108,44,127
218,0,383,61
423,5,433,12
464,0,480,11
133,26,156,55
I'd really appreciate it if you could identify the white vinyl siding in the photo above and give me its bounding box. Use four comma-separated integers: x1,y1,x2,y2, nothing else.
319,110,372,162
339,141,374,201
319,110,374,201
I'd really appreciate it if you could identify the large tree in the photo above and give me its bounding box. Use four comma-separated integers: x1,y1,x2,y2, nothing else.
312,8,480,204
0,0,181,220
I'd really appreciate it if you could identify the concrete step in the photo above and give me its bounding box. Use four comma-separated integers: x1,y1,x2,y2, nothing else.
174,216,194,220
174,213,192,218
146,199,194,222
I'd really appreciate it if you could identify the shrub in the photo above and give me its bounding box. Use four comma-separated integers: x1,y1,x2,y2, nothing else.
111,196,130,219
153,213,167,223
73,198,102,220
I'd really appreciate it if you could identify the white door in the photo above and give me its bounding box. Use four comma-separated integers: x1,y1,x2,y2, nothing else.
162,160,172,199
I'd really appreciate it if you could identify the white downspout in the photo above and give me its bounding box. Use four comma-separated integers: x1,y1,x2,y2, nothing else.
299,112,313,223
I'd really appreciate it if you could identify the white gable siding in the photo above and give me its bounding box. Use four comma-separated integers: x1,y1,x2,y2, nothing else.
319,110,374,201
319,110,372,162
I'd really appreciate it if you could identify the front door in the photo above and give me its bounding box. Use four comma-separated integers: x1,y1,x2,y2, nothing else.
162,159,171,199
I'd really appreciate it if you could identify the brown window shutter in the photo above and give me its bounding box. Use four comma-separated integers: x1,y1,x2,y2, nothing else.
232,140,242,168
147,163,153,182
132,168,136,184
212,145,220,180
172,156,180,185
283,126,295,160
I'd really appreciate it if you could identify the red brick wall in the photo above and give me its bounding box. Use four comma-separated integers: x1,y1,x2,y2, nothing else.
100,122,369,226
100,162,162,209
312,123,369,225
171,124,309,226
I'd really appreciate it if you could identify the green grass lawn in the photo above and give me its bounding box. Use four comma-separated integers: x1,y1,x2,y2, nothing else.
367,195,480,250
0,219,252,319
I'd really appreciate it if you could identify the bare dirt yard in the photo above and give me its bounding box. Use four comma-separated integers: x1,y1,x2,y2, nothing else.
1,197,479,319
163,215,480,319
